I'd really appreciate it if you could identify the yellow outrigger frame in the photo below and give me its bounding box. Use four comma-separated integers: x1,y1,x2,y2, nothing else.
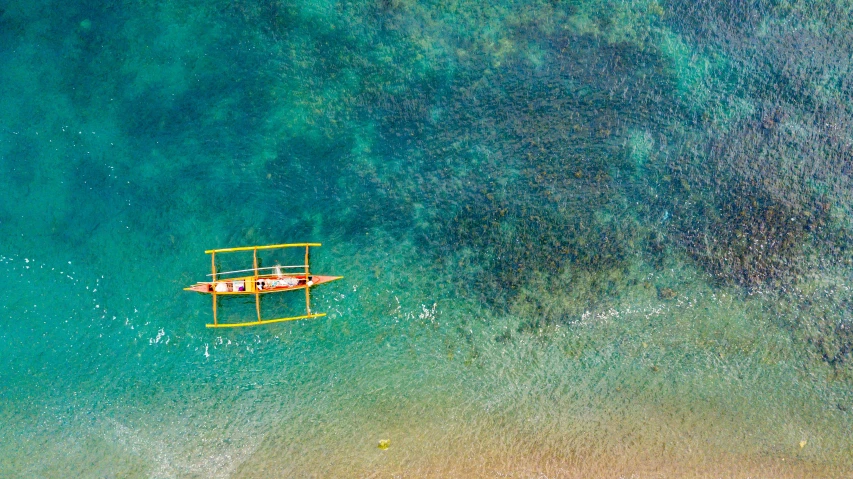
201,243,336,328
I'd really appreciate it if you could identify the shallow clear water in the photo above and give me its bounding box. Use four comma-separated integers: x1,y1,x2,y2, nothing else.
2,0,853,477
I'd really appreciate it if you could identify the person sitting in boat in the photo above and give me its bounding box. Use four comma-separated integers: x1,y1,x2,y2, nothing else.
268,276,299,288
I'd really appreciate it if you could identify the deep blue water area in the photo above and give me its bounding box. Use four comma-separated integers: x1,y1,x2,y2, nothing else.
2,0,853,477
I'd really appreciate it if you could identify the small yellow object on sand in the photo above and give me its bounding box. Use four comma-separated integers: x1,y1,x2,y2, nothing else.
378,439,391,450
799,440,807,449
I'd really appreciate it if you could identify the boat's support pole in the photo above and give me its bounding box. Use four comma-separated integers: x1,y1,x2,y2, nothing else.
253,248,258,276
255,293,261,323
211,252,218,326
304,245,311,314
254,248,261,323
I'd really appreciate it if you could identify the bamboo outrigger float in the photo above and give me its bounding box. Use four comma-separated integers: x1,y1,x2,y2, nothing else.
184,243,342,328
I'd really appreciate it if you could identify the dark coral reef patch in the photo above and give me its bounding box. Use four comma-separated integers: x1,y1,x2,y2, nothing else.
370,32,683,306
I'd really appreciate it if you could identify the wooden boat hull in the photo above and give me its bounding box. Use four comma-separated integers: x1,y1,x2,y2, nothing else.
184,274,342,295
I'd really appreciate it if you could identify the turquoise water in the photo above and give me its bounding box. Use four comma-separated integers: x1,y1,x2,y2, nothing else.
2,0,853,476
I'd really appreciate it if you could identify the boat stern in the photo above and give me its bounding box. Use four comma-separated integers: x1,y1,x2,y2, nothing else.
184,283,212,293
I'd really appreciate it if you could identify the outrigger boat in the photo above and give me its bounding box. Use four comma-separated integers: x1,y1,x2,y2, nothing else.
184,243,342,328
